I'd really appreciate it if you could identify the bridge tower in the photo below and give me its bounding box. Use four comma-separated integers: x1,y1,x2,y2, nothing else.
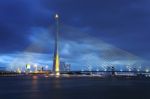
53,14,60,75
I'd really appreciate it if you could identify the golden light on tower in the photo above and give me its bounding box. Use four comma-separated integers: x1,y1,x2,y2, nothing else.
53,14,60,76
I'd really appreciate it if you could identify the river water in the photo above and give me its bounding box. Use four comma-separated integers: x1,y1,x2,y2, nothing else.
0,76,150,99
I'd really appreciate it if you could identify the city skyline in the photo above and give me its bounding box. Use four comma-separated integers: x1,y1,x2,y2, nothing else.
0,0,150,71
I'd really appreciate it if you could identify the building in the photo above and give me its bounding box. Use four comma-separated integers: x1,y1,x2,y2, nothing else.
60,61,71,72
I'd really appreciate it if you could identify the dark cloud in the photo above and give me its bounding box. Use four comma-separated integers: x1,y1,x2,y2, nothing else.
40,0,150,59
0,0,52,53
0,0,150,70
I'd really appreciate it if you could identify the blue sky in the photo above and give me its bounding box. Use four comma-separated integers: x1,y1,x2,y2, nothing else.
0,0,150,71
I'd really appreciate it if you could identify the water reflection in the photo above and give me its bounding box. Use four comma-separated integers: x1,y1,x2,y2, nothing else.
53,77,61,89
0,76,150,99
31,76,38,91
32,75,38,80
29,76,39,99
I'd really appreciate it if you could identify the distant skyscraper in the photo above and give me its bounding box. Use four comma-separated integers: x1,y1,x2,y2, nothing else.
60,61,71,72
60,61,65,71
53,14,60,75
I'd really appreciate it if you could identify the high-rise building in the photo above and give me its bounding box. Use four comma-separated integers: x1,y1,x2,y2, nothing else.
60,61,71,72
60,61,65,71
53,14,60,75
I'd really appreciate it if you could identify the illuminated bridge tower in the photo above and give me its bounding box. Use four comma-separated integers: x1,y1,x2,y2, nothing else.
53,14,60,75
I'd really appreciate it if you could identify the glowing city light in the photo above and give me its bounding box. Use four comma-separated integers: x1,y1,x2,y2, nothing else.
17,68,21,74
34,64,38,73
55,14,59,18
146,69,149,73
45,65,48,70
128,69,131,72
26,64,31,69
34,64,37,68
120,69,123,72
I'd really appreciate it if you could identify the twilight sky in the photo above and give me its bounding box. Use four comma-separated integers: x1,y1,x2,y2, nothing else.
0,0,150,71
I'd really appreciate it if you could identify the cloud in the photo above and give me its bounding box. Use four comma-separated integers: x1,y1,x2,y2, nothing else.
41,0,150,59
0,0,52,53
0,34,149,71
0,0,150,71
0,52,52,71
